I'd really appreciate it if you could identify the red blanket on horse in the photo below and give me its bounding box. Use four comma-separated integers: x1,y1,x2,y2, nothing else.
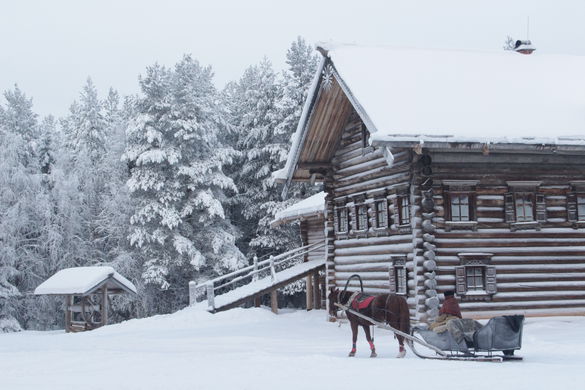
350,293,376,311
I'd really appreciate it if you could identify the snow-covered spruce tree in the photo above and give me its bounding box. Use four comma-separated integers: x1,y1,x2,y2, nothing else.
124,56,245,313
224,40,319,305
227,58,286,259
228,39,319,258
60,77,110,265
62,77,107,162
93,88,145,321
0,86,43,332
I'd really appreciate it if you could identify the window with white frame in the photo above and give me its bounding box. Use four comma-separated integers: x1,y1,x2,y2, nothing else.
443,180,478,226
505,181,545,228
514,192,534,222
465,266,485,291
355,203,368,231
398,195,410,225
450,193,471,222
375,199,388,228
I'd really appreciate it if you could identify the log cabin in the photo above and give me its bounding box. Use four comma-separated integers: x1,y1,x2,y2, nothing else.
274,43,585,322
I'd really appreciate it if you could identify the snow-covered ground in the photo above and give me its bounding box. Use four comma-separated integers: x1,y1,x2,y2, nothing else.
1,307,584,390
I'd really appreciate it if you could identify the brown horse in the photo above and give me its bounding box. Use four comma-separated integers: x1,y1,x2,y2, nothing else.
328,287,410,358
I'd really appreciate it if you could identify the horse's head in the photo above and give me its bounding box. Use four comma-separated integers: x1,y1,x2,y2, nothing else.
327,287,340,318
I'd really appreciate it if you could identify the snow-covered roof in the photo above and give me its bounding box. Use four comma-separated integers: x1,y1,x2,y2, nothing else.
327,44,585,143
271,192,325,226
34,266,137,296
280,43,585,188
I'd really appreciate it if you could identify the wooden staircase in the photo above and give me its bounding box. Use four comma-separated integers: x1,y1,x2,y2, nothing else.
189,241,325,313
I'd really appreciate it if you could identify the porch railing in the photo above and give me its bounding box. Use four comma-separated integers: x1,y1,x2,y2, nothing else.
189,240,325,311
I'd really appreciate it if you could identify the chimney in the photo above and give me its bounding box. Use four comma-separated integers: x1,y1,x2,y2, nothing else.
514,39,536,55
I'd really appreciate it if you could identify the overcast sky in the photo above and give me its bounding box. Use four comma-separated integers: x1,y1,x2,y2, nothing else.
1,0,584,118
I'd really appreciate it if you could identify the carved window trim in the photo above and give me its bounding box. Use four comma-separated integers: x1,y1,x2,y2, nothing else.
389,256,408,296
351,194,368,233
333,199,350,236
455,253,496,301
443,180,478,231
505,181,545,231
568,182,585,228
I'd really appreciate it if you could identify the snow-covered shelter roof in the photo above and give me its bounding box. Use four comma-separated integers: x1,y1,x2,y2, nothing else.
34,266,137,296
278,43,585,187
271,192,325,226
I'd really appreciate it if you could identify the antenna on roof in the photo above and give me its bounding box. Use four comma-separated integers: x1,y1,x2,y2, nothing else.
512,17,535,55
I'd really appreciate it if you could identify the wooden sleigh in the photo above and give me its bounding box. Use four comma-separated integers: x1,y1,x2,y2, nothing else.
335,302,524,363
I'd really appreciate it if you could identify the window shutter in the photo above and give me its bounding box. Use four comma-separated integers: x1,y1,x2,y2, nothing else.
469,192,476,221
535,193,546,222
445,190,453,221
333,208,340,233
388,265,397,294
567,192,578,222
504,192,515,223
485,266,497,295
455,266,466,295
350,206,357,231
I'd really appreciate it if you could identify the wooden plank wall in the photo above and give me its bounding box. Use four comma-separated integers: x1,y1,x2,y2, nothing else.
430,150,585,317
301,216,326,262
326,112,421,319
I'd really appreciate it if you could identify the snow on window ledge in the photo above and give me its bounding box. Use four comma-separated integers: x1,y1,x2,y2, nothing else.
445,220,478,232
510,221,541,232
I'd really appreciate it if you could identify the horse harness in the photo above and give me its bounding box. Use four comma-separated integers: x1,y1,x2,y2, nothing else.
341,291,402,321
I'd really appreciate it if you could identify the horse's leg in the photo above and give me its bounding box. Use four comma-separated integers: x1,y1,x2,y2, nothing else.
363,325,377,358
348,320,358,357
387,297,407,358
396,334,406,358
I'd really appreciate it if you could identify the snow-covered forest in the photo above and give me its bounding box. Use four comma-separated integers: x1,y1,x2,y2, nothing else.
0,37,319,332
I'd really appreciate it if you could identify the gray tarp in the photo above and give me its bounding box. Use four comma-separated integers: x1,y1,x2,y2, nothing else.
416,315,524,353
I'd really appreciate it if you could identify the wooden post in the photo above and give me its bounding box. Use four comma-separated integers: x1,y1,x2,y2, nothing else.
313,270,321,309
101,285,108,327
207,281,215,311
188,281,196,306
254,296,261,307
306,275,314,310
270,290,278,314
269,256,276,281
65,295,72,333
252,256,259,282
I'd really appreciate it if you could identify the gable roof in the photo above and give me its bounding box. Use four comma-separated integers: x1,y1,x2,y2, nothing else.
278,43,585,191
34,266,137,296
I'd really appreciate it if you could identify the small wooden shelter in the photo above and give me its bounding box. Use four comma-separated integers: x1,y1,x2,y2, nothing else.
35,266,137,332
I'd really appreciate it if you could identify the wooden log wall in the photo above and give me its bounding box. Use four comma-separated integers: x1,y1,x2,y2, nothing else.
326,112,422,319
300,216,326,262
429,150,585,318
